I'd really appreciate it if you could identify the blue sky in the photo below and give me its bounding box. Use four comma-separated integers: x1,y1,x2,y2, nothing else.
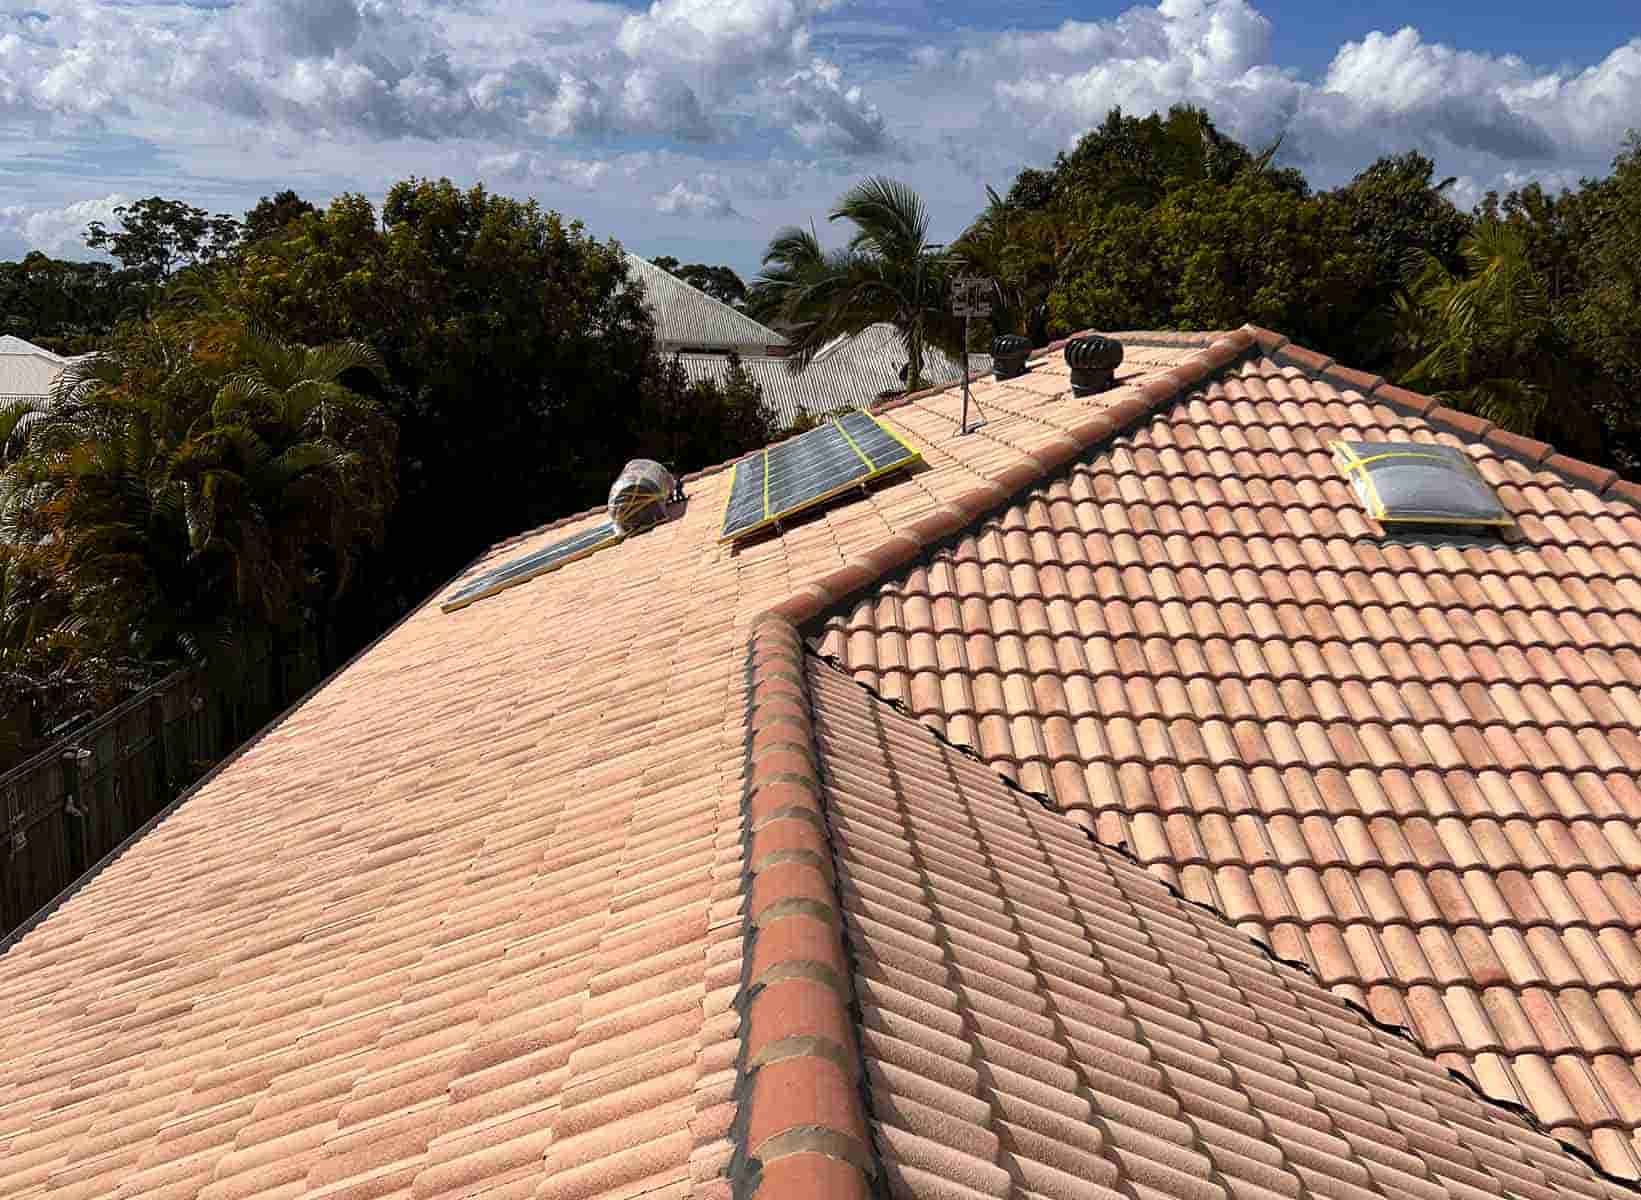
0,0,1636,278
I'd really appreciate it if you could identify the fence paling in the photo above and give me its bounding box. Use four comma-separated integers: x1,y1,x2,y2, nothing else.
0,648,321,940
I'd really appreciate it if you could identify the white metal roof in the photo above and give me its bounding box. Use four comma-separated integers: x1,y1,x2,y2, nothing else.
676,323,991,428
0,335,73,398
624,254,786,354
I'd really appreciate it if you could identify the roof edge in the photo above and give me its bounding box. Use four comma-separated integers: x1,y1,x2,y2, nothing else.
0,531,512,959
768,327,1260,629
1243,324,1641,511
726,613,881,1200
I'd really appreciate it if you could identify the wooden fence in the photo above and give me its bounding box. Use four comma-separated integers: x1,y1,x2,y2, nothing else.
0,644,322,941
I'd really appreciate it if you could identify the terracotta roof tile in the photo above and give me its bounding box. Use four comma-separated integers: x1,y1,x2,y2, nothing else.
806,655,1632,1200
817,330,1641,1178
4,326,1640,1196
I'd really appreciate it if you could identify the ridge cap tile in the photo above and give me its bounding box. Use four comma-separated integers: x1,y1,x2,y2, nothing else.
730,615,878,1200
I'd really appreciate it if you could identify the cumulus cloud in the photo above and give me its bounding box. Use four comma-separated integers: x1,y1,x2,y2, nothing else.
984,0,1302,152
654,175,739,219
774,58,892,156
478,151,610,190
978,1,1641,189
0,194,127,257
1303,29,1640,162
0,0,869,153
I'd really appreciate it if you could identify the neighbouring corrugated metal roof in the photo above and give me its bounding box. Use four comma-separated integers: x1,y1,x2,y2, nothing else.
677,323,992,428
624,253,787,353
0,336,72,398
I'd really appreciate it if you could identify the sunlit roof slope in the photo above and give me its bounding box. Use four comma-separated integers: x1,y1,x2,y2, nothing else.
817,328,1641,1175
624,253,786,354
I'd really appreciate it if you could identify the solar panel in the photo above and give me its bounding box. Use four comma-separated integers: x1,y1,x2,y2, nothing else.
720,412,921,542
442,521,622,612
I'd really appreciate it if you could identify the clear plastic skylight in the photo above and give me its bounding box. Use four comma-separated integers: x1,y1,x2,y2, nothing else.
1330,440,1511,528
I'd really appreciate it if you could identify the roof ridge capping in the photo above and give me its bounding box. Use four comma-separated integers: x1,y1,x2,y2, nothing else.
771,328,1260,629
1246,324,1641,510
728,613,882,1200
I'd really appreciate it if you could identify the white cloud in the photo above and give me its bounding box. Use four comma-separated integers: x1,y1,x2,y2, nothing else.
0,0,1637,278
0,194,127,258
977,2,1641,190
0,0,859,150
478,151,610,190
654,175,739,219
617,0,832,82
775,58,892,156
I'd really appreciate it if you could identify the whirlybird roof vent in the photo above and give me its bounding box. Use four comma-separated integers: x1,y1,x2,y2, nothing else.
1330,440,1510,528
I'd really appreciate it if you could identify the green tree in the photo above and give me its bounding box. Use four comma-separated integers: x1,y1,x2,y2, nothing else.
1010,105,1302,214
243,190,318,245
222,178,775,628
0,316,395,709
652,256,750,308
1331,152,1472,367
0,253,145,353
637,353,776,469
752,178,961,392
84,197,242,284
1394,219,1585,438
953,186,1080,344
1049,176,1371,349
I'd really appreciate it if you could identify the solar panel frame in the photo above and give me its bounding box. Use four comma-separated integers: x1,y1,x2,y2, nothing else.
441,520,622,612
719,412,921,542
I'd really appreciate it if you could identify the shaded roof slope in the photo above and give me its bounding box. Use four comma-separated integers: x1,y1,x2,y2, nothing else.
805,641,1632,1200
816,332,1641,1175
624,254,786,353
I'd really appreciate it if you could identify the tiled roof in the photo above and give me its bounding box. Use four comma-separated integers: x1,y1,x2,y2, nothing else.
677,324,992,428
817,329,1641,1176
806,636,1634,1200
0,326,1636,1199
625,254,787,354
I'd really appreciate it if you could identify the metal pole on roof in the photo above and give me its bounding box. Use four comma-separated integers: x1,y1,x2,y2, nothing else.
951,274,990,436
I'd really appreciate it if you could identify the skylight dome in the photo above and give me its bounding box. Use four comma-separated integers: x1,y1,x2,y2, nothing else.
1330,440,1511,528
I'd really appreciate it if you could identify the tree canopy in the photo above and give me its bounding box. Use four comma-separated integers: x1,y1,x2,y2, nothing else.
84,197,242,285
652,256,749,308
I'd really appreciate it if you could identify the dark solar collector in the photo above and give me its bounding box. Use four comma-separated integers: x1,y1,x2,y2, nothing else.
720,413,921,542
441,521,621,612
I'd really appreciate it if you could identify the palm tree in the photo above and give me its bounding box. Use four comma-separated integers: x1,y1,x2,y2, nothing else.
751,178,961,393
0,318,396,703
1397,219,1556,433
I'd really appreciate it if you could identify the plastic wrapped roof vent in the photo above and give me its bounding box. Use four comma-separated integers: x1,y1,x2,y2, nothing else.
1330,440,1510,528
608,459,677,534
